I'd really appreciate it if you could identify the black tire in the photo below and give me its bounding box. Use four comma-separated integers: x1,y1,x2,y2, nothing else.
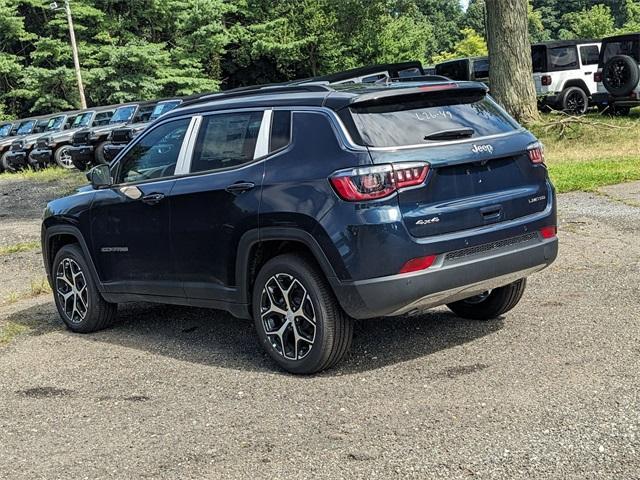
54,145,75,169
603,55,639,97
252,253,353,374
95,141,108,165
52,244,117,333
560,86,589,115
27,152,41,170
1,152,15,173
447,279,527,321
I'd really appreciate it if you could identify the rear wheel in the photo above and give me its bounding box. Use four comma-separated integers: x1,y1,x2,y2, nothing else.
447,279,527,320
560,87,589,115
52,244,117,333
252,254,353,374
54,145,75,169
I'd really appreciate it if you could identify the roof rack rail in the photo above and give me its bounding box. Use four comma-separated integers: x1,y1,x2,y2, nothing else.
180,83,333,109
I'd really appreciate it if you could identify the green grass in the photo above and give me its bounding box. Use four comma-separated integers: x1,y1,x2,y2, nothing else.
0,166,77,183
0,241,40,256
531,110,640,193
0,321,30,346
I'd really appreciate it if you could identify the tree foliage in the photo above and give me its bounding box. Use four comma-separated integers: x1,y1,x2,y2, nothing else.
1,0,640,119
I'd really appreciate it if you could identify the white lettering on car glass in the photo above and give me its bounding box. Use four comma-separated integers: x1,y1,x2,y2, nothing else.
414,110,453,121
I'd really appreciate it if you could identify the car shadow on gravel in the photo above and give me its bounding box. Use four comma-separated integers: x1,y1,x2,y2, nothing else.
4,301,503,375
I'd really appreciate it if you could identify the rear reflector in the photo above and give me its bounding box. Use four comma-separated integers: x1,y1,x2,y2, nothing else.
330,163,429,201
399,255,437,274
540,226,557,239
527,142,545,164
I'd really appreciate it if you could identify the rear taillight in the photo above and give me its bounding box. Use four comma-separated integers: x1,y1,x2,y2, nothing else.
540,226,557,239
527,142,545,165
330,163,429,201
541,75,552,86
399,255,437,274
594,71,603,83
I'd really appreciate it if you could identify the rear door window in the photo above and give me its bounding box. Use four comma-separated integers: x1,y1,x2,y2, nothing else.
349,92,519,148
580,45,600,65
473,59,490,78
190,111,264,173
269,111,291,152
532,46,547,72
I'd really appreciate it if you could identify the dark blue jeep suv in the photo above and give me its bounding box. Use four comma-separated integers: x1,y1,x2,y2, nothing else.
42,80,558,374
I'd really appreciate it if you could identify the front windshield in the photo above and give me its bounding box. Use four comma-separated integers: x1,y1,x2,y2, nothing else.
110,105,137,124
149,100,181,121
17,120,36,135
73,112,94,128
46,116,65,131
0,124,12,137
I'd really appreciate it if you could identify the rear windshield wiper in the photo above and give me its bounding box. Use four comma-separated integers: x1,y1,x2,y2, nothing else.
424,128,475,141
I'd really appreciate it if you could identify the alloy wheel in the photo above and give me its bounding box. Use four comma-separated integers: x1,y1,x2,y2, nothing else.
57,147,75,169
260,273,316,361
55,258,89,323
566,91,586,114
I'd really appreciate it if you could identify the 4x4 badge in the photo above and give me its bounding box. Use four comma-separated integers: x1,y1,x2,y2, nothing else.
416,217,440,225
472,144,494,154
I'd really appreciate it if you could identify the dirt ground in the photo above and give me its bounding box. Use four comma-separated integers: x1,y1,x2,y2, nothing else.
0,175,639,479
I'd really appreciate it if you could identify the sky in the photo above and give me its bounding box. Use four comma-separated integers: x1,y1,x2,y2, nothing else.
460,0,470,9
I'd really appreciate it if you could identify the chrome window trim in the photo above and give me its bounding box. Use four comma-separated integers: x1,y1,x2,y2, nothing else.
175,116,202,175
254,109,273,159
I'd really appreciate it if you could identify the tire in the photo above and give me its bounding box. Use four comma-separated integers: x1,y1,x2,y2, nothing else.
447,279,527,321
95,141,108,165
252,253,353,374
603,55,640,97
560,86,589,115
54,145,75,169
52,244,117,333
1,152,15,173
27,152,41,170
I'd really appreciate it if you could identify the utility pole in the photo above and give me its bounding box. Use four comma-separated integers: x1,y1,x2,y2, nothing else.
51,1,87,108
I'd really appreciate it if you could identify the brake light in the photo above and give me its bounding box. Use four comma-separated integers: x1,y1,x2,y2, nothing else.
594,71,603,83
541,75,552,86
540,226,557,239
399,255,437,274
527,142,545,165
330,163,429,201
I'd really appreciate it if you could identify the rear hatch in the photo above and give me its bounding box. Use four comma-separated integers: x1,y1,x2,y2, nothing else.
346,84,550,238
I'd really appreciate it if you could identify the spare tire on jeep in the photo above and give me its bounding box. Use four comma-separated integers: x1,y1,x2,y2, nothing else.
603,55,640,97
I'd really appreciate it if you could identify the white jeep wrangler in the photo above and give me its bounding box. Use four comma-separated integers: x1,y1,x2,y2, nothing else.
593,33,640,116
532,40,601,114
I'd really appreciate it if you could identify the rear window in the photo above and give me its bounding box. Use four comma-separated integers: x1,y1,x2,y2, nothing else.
349,92,519,148
532,46,547,72
600,39,640,66
435,60,469,81
473,59,490,78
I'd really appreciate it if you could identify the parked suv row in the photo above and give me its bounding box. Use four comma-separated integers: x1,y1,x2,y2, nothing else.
42,73,558,374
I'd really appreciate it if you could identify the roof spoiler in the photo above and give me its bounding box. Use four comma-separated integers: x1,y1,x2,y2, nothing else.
348,82,489,108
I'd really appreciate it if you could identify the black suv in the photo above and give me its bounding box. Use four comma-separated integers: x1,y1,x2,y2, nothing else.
594,33,640,115
42,80,558,374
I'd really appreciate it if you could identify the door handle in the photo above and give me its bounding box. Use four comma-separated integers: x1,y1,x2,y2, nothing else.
585,72,593,75
225,182,255,194
141,192,165,205
481,205,502,222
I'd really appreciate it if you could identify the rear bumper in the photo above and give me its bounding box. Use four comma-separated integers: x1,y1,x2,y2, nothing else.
592,92,640,107
333,235,558,319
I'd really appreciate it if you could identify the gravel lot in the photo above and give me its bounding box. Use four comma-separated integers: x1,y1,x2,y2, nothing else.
0,175,639,479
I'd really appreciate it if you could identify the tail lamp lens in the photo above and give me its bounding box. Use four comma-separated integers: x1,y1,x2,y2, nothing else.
541,75,552,86
527,142,545,164
399,255,437,274
330,163,429,201
540,226,557,239
594,71,603,83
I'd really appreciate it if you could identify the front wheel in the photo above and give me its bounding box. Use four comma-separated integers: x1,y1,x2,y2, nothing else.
252,254,353,374
54,145,75,169
95,141,108,165
52,244,117,333
1,152,15,173
447,279,527,320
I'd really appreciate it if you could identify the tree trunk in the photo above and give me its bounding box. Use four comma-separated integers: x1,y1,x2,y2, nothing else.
486,0,539,123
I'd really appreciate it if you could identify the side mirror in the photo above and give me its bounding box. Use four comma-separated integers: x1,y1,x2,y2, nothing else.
86,164,112,189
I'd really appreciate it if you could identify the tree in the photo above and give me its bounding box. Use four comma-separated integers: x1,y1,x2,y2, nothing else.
431,28,487,63
622,0,640,33
559,4,617,40
486,0,539,123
